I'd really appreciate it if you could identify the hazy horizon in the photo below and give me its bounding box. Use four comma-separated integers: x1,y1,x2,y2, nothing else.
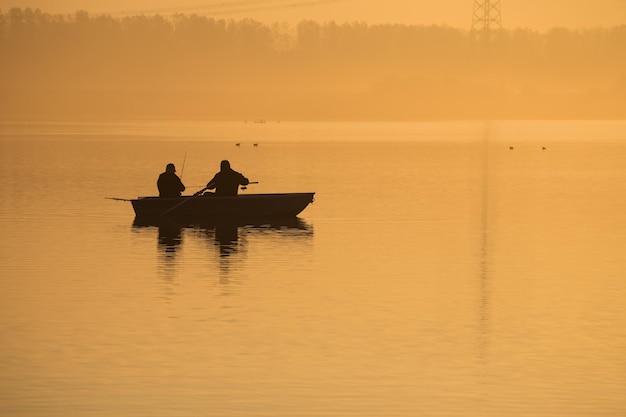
2,0,626,31
1,6,625,122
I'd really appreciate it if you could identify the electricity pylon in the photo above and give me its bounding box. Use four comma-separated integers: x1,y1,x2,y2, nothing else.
471,0,502,44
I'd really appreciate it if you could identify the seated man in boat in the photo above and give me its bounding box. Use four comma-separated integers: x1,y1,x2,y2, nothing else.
157,163,186,197
204,160,249,196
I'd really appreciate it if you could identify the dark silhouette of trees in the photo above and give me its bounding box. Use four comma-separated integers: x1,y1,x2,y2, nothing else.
1,7,624,120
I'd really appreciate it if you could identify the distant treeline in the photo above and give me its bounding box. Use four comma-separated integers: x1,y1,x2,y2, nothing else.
1,7,625,120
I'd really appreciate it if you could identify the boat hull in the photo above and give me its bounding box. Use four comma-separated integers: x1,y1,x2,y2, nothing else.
131,192,315,221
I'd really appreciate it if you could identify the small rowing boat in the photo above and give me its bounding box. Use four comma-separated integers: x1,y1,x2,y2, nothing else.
129,192,315,221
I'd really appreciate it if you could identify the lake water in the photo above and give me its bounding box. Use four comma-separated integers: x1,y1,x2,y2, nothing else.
1,120,625,417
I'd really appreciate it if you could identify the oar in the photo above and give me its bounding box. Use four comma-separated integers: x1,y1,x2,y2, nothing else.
160,181,258,216
159,187,209,217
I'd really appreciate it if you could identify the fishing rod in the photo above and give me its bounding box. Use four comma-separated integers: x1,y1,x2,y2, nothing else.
180,151,187,180
105,197,132,201
241,181,259,191
184,182,258,189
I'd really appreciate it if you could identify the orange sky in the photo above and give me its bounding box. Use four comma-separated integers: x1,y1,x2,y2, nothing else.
1,0,626,30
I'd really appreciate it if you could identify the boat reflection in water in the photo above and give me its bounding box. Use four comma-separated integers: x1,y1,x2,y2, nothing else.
132,217,313,296
133,217,313,258
155,220,183,253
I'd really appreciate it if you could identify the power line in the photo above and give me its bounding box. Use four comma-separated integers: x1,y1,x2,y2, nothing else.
102,0,356,17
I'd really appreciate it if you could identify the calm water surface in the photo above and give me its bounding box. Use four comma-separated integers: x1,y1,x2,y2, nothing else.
1,121,626,417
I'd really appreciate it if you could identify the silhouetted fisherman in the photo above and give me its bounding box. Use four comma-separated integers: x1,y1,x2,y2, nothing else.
157,163,185,197
205,160,249,196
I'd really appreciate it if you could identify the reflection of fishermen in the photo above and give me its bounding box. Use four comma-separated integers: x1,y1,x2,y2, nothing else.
206,160,249,196
157,163,185,197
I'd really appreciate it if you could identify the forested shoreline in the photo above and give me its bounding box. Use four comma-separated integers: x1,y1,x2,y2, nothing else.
1,7,625,120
